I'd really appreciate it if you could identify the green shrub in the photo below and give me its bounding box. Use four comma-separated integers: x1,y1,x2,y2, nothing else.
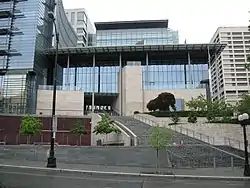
147,110,233,118
170,111,180,125
188,112,197,123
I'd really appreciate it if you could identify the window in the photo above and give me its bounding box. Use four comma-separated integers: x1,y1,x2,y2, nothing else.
77,12,86,25
71,12,75,24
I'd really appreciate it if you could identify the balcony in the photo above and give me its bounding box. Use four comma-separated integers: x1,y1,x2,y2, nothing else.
0,49,8,56
0,10,12,19
0,28,11,35
0,68,7,76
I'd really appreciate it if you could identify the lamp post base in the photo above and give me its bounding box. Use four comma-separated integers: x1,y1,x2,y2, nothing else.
47,156,57,168
244,164,250,177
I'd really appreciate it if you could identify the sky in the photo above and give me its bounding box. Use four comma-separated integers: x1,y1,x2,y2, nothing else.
62,0,250,43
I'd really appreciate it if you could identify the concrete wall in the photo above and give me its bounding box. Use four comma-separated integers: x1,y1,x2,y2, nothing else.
112,65,206,116
36,90,84,116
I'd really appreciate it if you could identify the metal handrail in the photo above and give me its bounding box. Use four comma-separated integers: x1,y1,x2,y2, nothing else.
133,115,215,145
133,114,249,152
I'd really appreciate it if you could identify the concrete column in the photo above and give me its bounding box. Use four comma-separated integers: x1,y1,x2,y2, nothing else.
142,52,149,113
74,67,77,90
92,54,95,113
119,53,123,116
207,46,212,100
187,52,193,88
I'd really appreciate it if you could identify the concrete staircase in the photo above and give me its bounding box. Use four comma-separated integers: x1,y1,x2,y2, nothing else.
110,116,245,168
169,145,244,168
111,116,208,146
111,116,151,146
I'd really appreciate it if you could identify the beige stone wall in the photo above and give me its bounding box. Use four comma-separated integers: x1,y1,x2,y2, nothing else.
112,65,207,116
36,90,84,116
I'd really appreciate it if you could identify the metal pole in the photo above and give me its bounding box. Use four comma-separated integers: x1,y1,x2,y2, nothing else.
91,54,95,113
242,124,250,176
47,21,58,168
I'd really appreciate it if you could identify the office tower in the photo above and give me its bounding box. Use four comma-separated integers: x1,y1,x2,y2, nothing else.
65,8,95,47
0,0,77,114
210,27,250,104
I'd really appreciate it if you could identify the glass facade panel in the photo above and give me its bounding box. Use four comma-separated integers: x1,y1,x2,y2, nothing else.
0,0,55,114
96,28,179,46
142,61,208,90
63,66,119,93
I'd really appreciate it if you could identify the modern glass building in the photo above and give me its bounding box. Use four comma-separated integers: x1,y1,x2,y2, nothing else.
62,20,182,92
59,20,211,112
0,0,77,114
62,20,208,110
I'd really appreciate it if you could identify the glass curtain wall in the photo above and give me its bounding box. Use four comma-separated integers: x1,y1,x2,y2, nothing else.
63,66,119,93
143,61,208,90
0,0,55,114
96,28,179,46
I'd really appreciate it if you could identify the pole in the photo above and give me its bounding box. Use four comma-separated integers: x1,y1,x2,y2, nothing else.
47,22,58,168
242,124,250,176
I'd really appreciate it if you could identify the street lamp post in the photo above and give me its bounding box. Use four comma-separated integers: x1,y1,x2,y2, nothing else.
238,113,250,176
47,11,59,168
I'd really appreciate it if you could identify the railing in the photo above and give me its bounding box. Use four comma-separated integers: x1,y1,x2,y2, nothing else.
224,137,250,151
133,114,249,151
133,115,215,145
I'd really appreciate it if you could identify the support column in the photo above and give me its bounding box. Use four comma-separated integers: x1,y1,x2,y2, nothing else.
142,53,149,113
74,67,77,90
187,52,193,88
66,55,70,90
207,46,212,100
98,66,101,93
184,64,187,89
119,53,122,116
92,54,96,113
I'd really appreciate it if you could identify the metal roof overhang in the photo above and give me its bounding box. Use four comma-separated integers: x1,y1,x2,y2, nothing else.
46,44,226,67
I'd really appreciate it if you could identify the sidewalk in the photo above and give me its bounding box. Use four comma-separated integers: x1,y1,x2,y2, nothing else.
0,159,243,177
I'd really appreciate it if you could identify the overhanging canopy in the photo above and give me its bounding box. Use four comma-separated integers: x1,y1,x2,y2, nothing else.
46,44,226,67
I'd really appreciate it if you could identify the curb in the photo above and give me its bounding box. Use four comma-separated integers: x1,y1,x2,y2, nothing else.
0,164,250,181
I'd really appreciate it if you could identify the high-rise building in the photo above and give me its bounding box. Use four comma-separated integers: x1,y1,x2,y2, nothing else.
65,8,95,47
95,20,179,46
0,0,77,114
210,27,250,104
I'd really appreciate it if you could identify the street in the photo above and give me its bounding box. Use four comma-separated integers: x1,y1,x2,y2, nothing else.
0,165,249,188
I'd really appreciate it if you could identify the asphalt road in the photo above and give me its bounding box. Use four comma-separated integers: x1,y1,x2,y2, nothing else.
0,166,249,188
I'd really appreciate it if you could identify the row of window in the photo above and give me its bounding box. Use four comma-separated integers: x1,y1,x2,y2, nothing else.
62,64,208,93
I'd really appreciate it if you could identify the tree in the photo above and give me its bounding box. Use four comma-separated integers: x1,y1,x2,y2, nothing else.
186,95,234,122
93,114,121,145
236,94,250,115
71,119,87,145
20,115,42,144
147,92,176,112
186,94,206,112
170,110,180,125
150,125,173,168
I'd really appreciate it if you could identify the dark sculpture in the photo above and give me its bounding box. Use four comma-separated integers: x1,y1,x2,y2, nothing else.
147,92,176,112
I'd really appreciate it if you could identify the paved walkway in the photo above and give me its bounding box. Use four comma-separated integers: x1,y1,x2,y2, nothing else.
0,159,243,177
